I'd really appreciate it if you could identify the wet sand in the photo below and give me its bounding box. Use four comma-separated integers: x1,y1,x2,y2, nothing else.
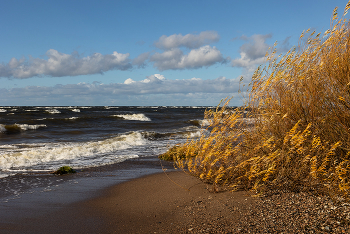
86,171,257,234
0,157,256,234
0,156,176,233
5,158,347,233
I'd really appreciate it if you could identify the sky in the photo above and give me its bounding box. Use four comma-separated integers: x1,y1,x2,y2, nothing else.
0,0,348,106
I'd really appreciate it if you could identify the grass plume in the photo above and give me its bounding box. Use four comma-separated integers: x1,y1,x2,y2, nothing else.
167,1,350,198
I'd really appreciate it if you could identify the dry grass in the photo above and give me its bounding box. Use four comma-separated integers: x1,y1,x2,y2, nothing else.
163,1,350,199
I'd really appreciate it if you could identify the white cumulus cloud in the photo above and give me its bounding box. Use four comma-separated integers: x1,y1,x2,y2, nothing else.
231,34,272,72
0,49,132,79
150,46,225,70
154,31,220,50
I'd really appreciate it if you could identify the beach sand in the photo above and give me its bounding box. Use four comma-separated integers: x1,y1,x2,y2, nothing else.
87,171,257,233
0,168,256,234
2,158,350,233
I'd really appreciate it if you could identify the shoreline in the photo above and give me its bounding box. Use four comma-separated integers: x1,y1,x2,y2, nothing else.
0,155,175,200
0,155,175,233
84,170,258,234
1,169,258,234
1,157,350,233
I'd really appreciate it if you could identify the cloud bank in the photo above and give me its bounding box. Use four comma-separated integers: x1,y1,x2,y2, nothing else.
0,74,240,105
0,49,132,79
1,74,238,96
0,32,279,80
0,31,227,79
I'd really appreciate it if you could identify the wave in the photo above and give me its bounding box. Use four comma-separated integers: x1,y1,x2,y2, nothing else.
113,113,151,121
187,130,202,138
187,119,202,127
46,109,61,114
142,131,177,140
142,127,201,141
137,106,159,109
44,106,67,109
18,124,47,131
0,124,47,133
0,109,7,112
0,131,146,172
71,109,80,112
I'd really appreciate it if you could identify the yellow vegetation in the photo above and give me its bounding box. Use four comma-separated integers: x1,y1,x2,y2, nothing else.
165,1,350,198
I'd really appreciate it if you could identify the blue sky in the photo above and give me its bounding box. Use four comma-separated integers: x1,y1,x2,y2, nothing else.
0,0,348,106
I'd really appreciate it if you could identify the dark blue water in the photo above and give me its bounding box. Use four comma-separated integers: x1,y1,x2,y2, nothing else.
0,106,212,178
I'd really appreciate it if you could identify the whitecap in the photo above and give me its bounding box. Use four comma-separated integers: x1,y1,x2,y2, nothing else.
0,125,6,133
200,119,211,127
113,114,151,121
25,109,39,112
0,124,47,133
0,132,147,171
47,109,61,114
16,124,47,131
187,130,202,138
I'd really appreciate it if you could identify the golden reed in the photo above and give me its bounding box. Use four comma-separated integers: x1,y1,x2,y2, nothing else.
161,1,350,199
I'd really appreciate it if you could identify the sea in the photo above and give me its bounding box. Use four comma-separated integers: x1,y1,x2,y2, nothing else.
0,106,212,179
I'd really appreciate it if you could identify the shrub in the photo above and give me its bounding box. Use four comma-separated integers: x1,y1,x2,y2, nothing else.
170,1,350,199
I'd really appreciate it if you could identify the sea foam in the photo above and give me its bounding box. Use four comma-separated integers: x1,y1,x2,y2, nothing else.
0,131,146,172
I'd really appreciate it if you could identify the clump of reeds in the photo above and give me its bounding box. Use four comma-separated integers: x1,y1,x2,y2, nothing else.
159,144,195,161
169,1,350,198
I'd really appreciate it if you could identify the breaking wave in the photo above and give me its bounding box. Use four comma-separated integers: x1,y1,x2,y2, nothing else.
113,113,151,121
0,131,146,172
0,124,47,134
46,109,61,114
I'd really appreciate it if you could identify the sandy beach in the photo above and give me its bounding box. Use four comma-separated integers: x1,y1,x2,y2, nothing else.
0,169,257,234
1,158,350,234
86,171,257,234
